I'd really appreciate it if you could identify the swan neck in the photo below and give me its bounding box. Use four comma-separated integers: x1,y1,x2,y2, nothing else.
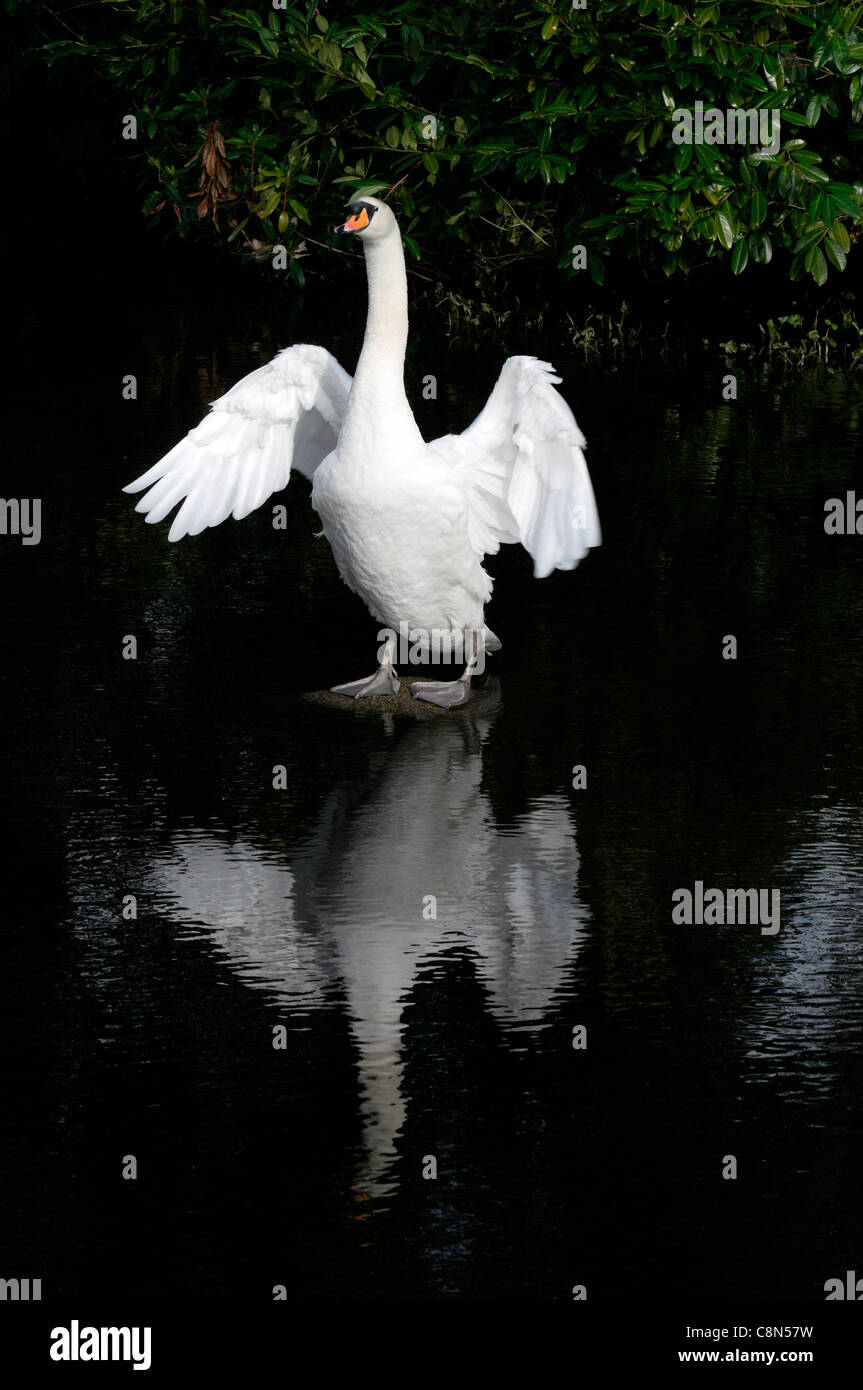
354,230,409,394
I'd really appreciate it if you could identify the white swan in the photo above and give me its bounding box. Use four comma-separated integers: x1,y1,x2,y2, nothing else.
124,196,600,707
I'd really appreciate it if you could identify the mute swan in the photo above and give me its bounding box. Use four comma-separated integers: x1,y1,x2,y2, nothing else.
124,196,600,707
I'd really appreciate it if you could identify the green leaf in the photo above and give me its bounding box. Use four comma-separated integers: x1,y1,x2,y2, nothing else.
793,223,826,254
288,198,309,223
823,235,846,272
256,190,281,218
825,183,862,218
748,230,772,264
320,42,342,69
777,164,796,198
750,189,767,226
343,181,389,198
796,160,830,185
715,210,734,249
356,16,387,39
731,239,749,274
762,51,784,90
541,16,558,40
587,253,605,286
694,143,720,173
805,245,827,285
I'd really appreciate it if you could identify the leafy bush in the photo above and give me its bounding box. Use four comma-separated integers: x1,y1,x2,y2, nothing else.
31,0,863,289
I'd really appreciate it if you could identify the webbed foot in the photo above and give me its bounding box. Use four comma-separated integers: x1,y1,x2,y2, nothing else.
410,677,471,709
331,666,400,699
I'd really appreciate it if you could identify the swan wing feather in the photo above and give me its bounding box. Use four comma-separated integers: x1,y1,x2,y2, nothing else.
431,356,600,577
123,344,352,541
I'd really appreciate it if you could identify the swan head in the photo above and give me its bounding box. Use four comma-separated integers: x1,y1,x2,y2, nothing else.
335,196,396,243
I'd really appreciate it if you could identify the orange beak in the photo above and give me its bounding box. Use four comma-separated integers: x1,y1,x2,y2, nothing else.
342,207,369,232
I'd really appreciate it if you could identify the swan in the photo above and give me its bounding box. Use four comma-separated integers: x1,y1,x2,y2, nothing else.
123,196,600,707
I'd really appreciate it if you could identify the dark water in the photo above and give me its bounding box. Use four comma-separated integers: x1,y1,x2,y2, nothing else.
2,275,862,1301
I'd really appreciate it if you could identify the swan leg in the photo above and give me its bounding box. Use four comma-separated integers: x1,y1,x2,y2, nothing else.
331,636,400,699
411,633,478,710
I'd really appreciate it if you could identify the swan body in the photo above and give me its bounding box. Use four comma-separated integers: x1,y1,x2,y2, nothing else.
313,437,493,643
124,196,600,705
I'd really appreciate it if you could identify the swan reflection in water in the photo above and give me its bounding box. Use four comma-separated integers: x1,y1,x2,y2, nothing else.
146,693,590,1197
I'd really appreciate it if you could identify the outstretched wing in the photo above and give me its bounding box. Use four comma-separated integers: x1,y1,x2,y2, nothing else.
429,356,600,578
123,344,352,541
